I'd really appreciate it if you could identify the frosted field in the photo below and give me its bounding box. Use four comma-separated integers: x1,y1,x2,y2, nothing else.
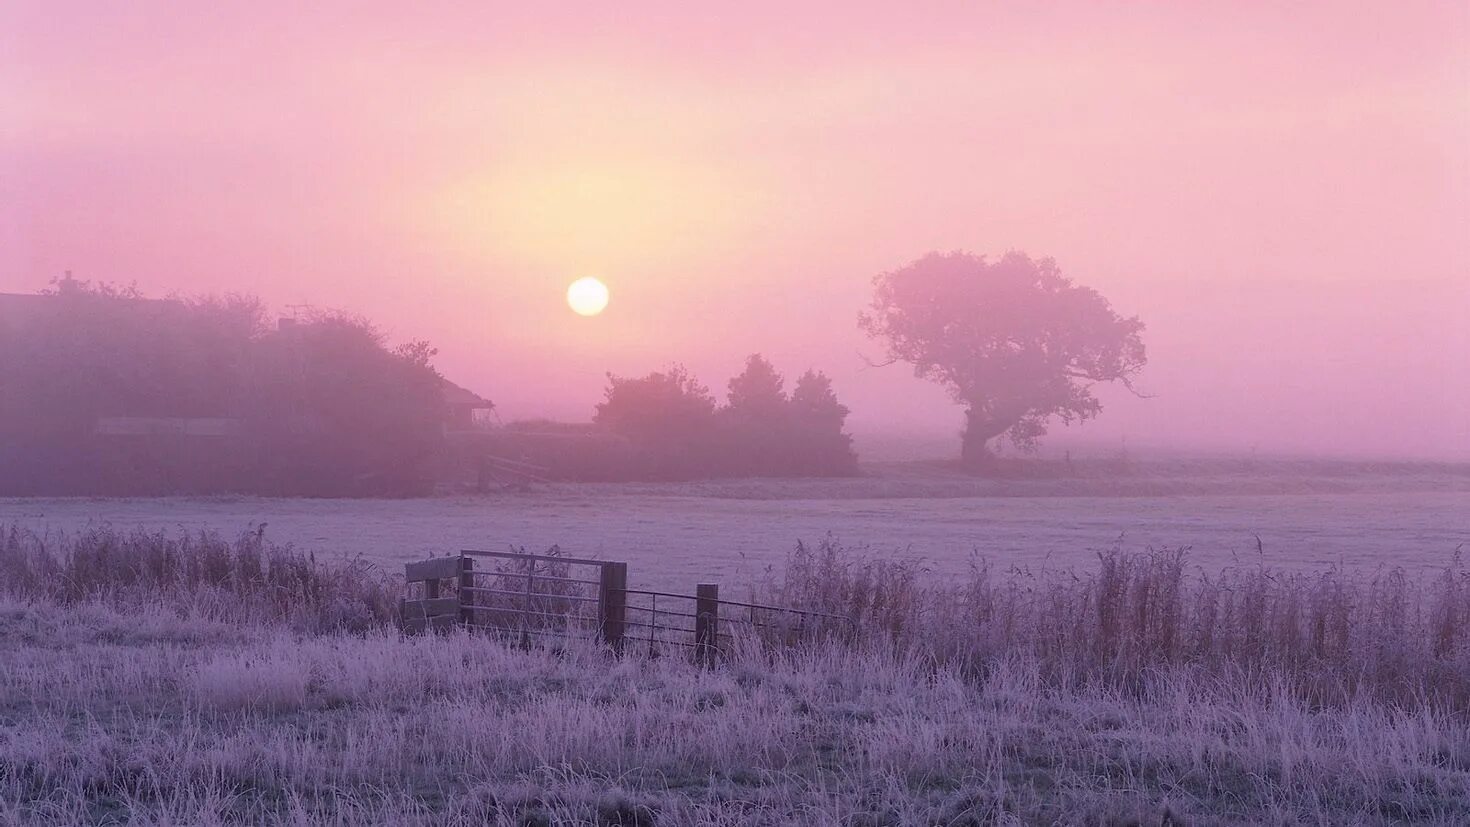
3,462,1467,592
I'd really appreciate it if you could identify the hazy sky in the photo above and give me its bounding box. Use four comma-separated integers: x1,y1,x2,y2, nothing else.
4,3,1468,459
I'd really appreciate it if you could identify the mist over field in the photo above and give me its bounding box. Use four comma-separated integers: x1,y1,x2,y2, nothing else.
3,3,1469,825
5,3,1468,462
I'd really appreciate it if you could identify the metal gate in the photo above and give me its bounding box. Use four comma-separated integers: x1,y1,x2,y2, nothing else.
401,550,850,663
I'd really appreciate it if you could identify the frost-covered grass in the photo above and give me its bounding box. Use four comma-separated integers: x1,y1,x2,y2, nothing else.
2,526,1469,824
2,599,1468,826
4,478,1465,586
761,538,1470,708
0,524,396,633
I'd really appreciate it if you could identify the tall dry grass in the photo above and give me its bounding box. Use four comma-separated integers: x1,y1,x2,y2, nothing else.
0,523,396,632
3,526,1470,823
4,523,1468,705
757,537,1470,706
2,599,1467,825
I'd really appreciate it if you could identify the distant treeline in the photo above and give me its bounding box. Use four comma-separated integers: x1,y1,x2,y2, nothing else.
0,281,445,496
490,357,858,481
0,283,860,495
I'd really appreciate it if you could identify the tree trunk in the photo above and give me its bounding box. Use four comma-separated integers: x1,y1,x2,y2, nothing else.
960,408,1005,471
959,430,991,469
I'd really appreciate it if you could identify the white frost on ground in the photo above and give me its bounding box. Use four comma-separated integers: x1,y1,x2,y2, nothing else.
2,462,1466,593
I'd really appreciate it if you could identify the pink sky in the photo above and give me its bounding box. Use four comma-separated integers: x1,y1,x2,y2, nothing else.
4,3,1468,459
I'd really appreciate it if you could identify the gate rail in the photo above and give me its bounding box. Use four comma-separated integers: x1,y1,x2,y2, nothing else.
400,551,850,664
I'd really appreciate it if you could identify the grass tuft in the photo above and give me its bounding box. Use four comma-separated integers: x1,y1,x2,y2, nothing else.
3,524,1469,823
0,523,396,632
757,536,1470,706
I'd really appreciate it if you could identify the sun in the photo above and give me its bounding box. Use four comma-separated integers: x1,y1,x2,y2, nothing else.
566,277,610,316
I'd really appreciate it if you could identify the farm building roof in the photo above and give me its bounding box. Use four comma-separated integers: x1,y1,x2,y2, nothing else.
441,379,493,410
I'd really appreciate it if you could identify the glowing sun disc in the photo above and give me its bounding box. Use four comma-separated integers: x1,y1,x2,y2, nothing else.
567,277,610,316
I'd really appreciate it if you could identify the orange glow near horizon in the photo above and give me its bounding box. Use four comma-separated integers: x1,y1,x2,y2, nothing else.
432,156,754,276
3,2,1467,459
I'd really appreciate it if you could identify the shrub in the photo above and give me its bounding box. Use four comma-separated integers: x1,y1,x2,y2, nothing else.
591,357,857,480
0,283,446,497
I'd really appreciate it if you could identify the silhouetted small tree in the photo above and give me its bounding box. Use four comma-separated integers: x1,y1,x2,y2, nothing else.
593,365,717,478
788,369,858,474
589,359,858,480
719,355,791,474
726,354,787,420
861,251,1146,467
594,365,716,441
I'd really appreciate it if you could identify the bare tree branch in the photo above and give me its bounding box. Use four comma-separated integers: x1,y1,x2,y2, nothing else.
1117,374,1155,399
857,350,898,369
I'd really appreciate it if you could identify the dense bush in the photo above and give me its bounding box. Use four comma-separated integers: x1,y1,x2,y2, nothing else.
0,280,445,496
243,315,446,495
589,355,858,480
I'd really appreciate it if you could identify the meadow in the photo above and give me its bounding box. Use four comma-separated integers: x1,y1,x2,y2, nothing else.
2,522,1469,825
3,460,1467,594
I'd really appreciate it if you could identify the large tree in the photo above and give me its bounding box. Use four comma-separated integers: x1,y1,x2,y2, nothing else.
860,251,1146,467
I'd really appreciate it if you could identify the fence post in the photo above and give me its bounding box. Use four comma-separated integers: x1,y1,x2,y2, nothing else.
459,555,475,627
695,583,719,668
598,562,627,654
520,555,535,650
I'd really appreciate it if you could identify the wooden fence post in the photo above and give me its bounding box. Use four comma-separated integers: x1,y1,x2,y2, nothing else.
598,562,628,654
402,556,462,634
459,555,475,627
695,583,719,668
520,556,534,650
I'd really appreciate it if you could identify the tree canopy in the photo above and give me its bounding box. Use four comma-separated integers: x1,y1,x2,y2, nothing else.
592,357,856,479
860,251,1146,465
725,354,787,420
0,282,447,496
593,365,717,443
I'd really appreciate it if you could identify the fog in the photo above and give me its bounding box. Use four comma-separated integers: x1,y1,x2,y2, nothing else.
5,2,1467,461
